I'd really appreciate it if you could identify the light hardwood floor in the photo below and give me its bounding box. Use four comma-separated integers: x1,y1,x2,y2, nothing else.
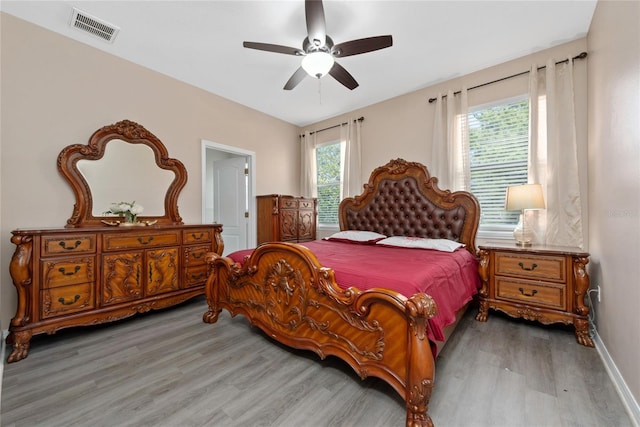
1,296,632,427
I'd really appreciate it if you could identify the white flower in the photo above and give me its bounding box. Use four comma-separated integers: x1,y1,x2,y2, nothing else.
104,201,143,217
107,203,123,213
130,204,144,215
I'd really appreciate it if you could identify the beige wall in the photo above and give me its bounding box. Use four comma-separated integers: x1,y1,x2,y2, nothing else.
587,0,640,408
0,13,299,329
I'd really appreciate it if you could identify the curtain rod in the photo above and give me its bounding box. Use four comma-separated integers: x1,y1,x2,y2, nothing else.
300,116,364,137
428,51,587,103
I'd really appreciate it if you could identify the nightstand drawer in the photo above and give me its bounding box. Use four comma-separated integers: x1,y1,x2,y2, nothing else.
496,277,566,310
495,252,565,282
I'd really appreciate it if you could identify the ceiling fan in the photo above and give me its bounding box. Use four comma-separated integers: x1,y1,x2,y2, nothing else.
243,0,393,90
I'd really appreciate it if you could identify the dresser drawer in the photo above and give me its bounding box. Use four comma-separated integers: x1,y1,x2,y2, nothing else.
103,231,180,251
299,199,315,210
279,198,298,209
495,252,566,282
183,229,213,244
42,234,96,256
41,257,95,288
183,245,210,266
496,277,566,310
41,283,94,319
184,265,208,287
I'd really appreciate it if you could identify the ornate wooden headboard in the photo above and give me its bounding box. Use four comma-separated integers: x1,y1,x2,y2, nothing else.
339,158,480,254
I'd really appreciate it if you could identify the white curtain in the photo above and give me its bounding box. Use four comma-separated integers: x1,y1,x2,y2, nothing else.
528,58,583,248
300,131,317,198
340,119,363,198
431,88,470,191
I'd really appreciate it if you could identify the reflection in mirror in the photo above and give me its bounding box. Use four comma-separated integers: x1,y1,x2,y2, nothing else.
77,140,174,217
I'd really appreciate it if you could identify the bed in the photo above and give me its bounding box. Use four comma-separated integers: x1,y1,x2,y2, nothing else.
203,158,480,426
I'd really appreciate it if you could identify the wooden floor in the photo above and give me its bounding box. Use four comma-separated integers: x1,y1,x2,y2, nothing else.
1,296,632,427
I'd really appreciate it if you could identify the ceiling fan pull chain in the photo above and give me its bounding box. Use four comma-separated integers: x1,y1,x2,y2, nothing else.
318,77,323,105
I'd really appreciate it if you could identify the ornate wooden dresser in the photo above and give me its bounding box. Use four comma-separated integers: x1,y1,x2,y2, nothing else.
6,120,224,362
256,194,317,244
8,225,222,362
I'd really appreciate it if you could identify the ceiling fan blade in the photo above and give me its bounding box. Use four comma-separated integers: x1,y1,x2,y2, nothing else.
284,67,308,90
305,0,326,47
243,41,303,56
332,35,393,58
329,62,359,90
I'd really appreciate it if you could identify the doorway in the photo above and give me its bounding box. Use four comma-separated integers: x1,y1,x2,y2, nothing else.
201,140,256,255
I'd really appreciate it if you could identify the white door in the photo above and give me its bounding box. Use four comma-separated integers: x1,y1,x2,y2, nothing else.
213,156,249,256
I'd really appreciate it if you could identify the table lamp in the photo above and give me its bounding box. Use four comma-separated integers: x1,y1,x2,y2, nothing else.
505,184,545,247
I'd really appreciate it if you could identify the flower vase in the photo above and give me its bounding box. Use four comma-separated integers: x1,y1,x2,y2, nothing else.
120,213,138,226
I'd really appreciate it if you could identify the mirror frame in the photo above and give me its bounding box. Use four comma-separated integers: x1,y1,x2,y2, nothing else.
58,120,187,228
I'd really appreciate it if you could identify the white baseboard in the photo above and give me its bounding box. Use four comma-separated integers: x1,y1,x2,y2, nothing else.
593,329,640,427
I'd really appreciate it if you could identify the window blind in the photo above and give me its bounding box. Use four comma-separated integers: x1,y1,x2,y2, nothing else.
468,97,529,226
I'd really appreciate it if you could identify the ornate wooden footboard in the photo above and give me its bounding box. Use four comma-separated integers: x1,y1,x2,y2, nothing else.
204,243,438,427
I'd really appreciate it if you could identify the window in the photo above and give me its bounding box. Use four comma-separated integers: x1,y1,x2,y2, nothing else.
316,141,342,225
468,96,529,231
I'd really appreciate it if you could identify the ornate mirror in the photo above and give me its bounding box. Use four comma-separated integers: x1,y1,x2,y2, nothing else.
58,120,187,227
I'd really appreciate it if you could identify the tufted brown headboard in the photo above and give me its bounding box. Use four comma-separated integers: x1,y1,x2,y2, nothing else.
339,158,480,255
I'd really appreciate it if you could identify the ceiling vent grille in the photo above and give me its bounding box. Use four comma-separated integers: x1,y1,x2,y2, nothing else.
69,8,119,43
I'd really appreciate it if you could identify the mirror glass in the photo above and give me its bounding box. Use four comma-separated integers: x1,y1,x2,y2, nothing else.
77,140,175,217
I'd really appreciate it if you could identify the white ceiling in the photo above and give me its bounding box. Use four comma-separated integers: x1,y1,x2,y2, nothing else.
1,1,597,127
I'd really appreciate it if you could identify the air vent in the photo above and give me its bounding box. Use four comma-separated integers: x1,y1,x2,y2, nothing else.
69,8,119,43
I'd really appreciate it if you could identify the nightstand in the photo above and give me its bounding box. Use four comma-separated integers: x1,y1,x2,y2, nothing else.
476,242,594,347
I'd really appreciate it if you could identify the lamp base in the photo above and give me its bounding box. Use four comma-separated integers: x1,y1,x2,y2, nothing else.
513,212,534,247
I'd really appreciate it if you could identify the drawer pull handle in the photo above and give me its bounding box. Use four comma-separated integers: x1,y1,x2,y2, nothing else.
191,273,206,280
191,233,204,240
59,240,82,250
137,236,154,245
518,287,538,297
518,262,538,271
192,251,204,259
58,265,81,276
58,295,80,305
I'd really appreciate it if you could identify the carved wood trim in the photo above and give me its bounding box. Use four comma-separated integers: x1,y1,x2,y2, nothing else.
205,242,440,426
58,120,187,227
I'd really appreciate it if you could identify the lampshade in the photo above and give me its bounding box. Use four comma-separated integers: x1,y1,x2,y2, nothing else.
505,184,545,211
301,52,335,78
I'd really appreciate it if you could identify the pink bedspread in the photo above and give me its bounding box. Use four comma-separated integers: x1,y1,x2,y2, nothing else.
227,239,480,344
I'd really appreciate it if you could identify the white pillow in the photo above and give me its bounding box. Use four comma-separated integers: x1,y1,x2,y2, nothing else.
376,236,465,252
324,230,387,244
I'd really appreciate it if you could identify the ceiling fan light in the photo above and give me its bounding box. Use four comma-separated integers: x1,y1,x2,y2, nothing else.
301,52,334,78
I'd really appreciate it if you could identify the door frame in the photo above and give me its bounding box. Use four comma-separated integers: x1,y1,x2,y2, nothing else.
201,139,257,249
